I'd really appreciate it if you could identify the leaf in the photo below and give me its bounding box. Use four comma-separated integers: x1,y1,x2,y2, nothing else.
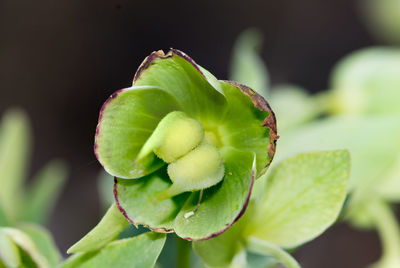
229,28,269,98
0,229,21,268
330,47,400,115
1,227,49,268
61,233,166,268
0,109,31,221
360,0,400,44
68,203,130,253
20,160,68,224
95,86,181,179
269,84,322,131
0,205,10,227
18,223,62,267
244,150,350,248
275,116,400,192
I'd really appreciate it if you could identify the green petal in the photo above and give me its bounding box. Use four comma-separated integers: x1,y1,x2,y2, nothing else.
244,150,350,248
115,170,190,231
219,81,277,177
95,86,181,178
67,203,130,253
173,147,255,240
60,233,166,268
133,49,227,125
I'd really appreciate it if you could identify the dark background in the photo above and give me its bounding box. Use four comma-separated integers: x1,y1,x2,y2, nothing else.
0,0,382,267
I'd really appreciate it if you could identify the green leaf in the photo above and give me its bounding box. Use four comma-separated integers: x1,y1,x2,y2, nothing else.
0,229,21,268
244,150,350,248
0,205,10,227
133,50,227,125
68,203,130,253
330,47,400,115
61,233,166,268
1,227,49,268
95,86,181,179
275,116,400,192
20,160,68,224
229,29,269,98
360,0,400,44
269,84,323,131
18,223,62,267
0,109,31,221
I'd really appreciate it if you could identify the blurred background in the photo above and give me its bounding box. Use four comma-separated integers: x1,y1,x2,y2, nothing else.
0,0,398,267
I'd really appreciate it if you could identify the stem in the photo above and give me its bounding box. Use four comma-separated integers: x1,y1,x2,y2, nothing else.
246,237,301,268
176,237,191,268
369,200,400,264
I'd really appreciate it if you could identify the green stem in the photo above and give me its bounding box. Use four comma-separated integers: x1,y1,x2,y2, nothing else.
246,237,301,268
176,237,191,268
369,200,400,265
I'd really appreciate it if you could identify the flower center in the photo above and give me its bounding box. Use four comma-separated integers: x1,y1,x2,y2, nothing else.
136,111,225,199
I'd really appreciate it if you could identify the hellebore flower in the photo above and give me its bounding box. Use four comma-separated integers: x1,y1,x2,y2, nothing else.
94,49,277,240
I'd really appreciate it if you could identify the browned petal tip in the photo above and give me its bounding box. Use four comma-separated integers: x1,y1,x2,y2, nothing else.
223,81,278,169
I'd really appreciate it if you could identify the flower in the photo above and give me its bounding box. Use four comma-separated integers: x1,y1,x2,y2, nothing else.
94,49,277,240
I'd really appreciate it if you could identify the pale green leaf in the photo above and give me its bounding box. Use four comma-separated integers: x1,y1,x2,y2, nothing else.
0,229,21,268
360,0,400,44
229,29,269,98
330,47,400,115
20,160,68,224
68,203,130,253
270,84,322,131
61,233,166,268
0,109,31,220
18,223,62,267
245,150,350,248
2,227,49,268
275,116,400,192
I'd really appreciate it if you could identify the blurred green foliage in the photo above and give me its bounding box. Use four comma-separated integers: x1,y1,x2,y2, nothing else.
0,109,68,268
